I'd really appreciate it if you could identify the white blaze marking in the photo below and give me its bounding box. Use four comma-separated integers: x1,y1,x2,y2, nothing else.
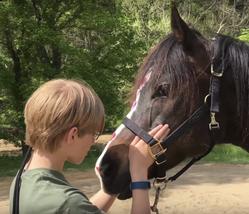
95,71,152,182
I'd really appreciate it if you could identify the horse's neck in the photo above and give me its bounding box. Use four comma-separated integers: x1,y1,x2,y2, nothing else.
222,121,249,153
232,134,249,153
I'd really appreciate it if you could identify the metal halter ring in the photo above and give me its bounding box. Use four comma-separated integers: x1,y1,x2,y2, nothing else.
153,178,168,190
211,63,224,77
204,94,210,104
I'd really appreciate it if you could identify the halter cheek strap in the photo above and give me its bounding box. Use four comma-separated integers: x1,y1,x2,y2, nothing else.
123,100,210,166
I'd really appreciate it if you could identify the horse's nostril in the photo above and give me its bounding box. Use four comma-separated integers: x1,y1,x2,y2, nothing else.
100,163,112,177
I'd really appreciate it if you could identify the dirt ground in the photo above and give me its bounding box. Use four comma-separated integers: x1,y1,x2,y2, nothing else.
1,163,249,214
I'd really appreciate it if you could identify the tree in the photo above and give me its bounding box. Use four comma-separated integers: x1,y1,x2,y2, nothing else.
238,29,249,42
1,0,248,148
0,0,143,148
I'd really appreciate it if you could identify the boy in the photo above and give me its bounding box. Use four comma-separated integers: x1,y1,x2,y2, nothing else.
9,79,169,214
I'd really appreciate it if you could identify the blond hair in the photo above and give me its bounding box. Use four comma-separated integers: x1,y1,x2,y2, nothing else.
24,79,104,153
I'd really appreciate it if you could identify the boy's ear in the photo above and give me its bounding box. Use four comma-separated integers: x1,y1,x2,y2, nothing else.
66,127,78,143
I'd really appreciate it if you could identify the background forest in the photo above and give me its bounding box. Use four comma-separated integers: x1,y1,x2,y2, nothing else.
0,0,249,147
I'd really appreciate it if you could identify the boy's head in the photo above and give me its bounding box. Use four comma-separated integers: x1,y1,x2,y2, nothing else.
24,79,104,153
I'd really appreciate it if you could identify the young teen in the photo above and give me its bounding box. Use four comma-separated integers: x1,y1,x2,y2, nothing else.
9,79,170,214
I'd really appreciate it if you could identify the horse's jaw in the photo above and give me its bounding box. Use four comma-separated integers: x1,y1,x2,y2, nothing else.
95,125,135,197
95,142,132,199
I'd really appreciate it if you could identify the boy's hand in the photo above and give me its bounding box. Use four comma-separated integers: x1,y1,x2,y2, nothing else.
129,124,170,181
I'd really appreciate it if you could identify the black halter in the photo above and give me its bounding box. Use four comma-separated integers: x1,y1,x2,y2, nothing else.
123,56,223,183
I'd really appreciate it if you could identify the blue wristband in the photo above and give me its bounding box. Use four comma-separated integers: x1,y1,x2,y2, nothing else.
130,181,151,190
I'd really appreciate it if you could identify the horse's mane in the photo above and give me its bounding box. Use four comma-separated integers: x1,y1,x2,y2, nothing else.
131,32,249,142
213,34,249,142
130,33,200,116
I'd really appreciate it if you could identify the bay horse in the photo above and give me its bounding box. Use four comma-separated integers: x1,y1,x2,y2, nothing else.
95,5,249,200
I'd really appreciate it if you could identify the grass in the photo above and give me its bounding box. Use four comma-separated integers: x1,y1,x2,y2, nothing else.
0,155,23,177
0,144,104,177
202,144,249,164
1,144,249,177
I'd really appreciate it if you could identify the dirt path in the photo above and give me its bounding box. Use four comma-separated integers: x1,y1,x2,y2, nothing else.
1,163,249,214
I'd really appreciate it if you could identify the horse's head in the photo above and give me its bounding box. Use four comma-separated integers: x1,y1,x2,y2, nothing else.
95,5,212,199
96,4,249,199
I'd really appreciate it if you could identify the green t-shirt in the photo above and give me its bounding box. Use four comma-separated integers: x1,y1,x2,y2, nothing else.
9,168,103,214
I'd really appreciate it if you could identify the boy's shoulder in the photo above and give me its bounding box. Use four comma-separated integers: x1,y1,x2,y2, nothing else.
10,168,102,214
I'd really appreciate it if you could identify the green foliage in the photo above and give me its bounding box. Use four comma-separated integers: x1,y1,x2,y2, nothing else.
0,0,140,143
238,29,249,43
117,0,171,48
1,0,249,145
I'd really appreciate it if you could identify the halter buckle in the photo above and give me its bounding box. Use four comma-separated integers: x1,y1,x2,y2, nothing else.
148,141,167,165
209,112,220,130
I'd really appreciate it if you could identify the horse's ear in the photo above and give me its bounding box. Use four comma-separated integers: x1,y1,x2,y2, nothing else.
171,2,191,43
171,2,209,70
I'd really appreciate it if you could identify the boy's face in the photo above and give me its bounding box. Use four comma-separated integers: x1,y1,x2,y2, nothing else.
65,129,95,164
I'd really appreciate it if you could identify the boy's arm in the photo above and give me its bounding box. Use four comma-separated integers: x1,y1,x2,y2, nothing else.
90,189,116,212
130,168,151,214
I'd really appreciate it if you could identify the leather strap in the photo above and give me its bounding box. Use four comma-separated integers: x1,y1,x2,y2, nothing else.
12,147,32,214
209,76,221,113
168,133,215,182
123,103,209,164
123,117,154,144
159,103,209,149
123,117,167,164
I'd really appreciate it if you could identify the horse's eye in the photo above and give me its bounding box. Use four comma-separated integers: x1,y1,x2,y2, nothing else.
152,84,169,98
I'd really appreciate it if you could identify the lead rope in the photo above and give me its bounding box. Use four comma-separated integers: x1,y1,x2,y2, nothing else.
150,178,168,214
150,187,160,214
150,132,215,214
